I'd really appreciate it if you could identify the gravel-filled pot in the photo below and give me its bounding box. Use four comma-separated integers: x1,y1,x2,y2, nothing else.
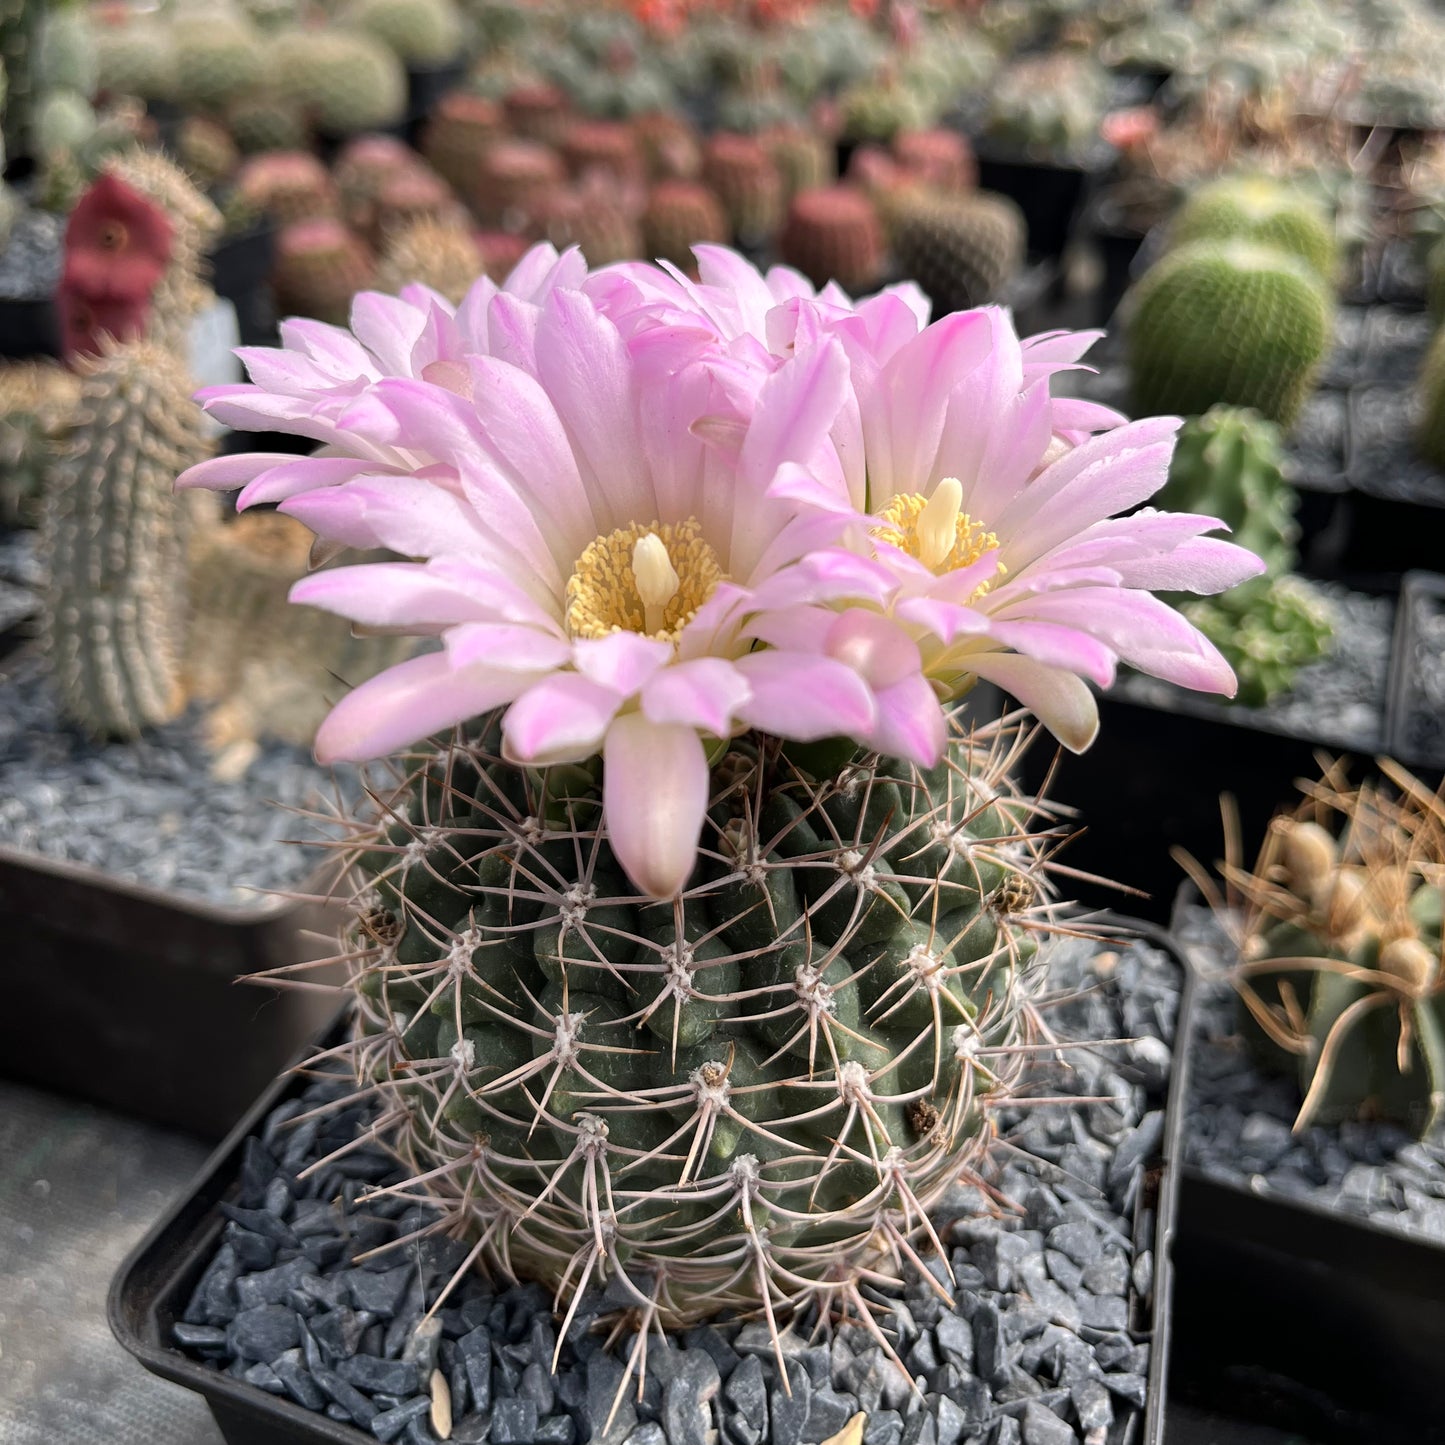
0,640,352,1137
1169,900,1445,1443
111,917,1192,1445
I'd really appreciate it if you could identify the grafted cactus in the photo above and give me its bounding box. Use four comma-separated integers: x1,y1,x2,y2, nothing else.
336,715,1060,1346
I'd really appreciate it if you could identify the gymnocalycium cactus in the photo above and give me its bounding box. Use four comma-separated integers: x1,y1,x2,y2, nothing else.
1197,763,1445,1136
1168,174,1337,286
184,244,1263,1358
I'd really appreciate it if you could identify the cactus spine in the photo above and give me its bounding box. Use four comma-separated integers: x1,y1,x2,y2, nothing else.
1226,768,1445,1137
1127,240,1332,428
333,714,1056,1337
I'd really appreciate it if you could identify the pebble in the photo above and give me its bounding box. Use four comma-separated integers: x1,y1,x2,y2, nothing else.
0,651,361,905
174,936,1183,1445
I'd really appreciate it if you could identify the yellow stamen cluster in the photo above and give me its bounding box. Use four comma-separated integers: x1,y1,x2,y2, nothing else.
872,478,1005,595
565,518,725,644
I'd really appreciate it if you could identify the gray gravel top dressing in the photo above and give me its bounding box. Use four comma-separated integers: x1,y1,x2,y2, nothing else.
1394,582,1445,766
1113,584,1393,753
0,208,63,301
173,934,1181,1445
1176,905,1445,1243
0,648,354,907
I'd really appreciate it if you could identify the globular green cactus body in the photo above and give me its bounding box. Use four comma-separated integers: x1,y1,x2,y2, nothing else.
1128,240,1332,428
41,341,210,737
274,28,406,137
1181,577,1334,708
892,190,1026,315
1169,175,1337,285
1157,406,1299,578
348,0,462,67
172,14,266,115
342,721,1053,1330
1235,792,1445,1138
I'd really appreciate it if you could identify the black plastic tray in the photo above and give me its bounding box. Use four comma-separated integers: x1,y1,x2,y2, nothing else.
0,842,345,1138
108,916,1195,1445
1385,568,1445,776
972,139,1111,263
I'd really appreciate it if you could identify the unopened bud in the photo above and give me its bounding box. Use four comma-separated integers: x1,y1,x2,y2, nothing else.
1379,935,1438,993
1280,819,1336,897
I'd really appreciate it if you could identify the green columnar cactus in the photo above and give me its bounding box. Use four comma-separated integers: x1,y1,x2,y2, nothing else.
1417,325,1445,470
1127,240,1333,428
422,92,504,200
702,132,784,247
641,179,729,272
347,0,462,67
36,7,96,98
274,28,406,137
41,339,211,737
1155,406,1300,579
1169,175,1337,285
338,715,1054,1333
778,186,884,295
274,217,377,325
892,189,1026,315
172,13,266,115
1155,406,1334,706
1228,774,1445,1137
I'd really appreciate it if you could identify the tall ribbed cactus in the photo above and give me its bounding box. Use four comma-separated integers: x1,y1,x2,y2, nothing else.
336,714,1056,1343
41,340,211,736
0,0,38,163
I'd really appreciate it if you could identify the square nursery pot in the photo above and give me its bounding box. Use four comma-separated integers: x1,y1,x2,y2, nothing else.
108,916,1196,1445
208,218,279,348
1017,582,1395,923
1385,569,1445,781
972,139,1112,264
1166,903,1445,1444
0,843,345,1138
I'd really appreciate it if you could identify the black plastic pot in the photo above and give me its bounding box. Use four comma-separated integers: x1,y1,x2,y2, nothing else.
108,916,1194,1445
1018,675,1386,922
0,293,62,360
1171,1166,1445,1441
972,139,1110,262
209,219,279,348
0,843,344,1138
407,59,466,135
1385,569,1445,777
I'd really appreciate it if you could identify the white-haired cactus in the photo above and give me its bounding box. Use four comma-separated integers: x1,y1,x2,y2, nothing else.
41,339,211,735
336,715,1059,1349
